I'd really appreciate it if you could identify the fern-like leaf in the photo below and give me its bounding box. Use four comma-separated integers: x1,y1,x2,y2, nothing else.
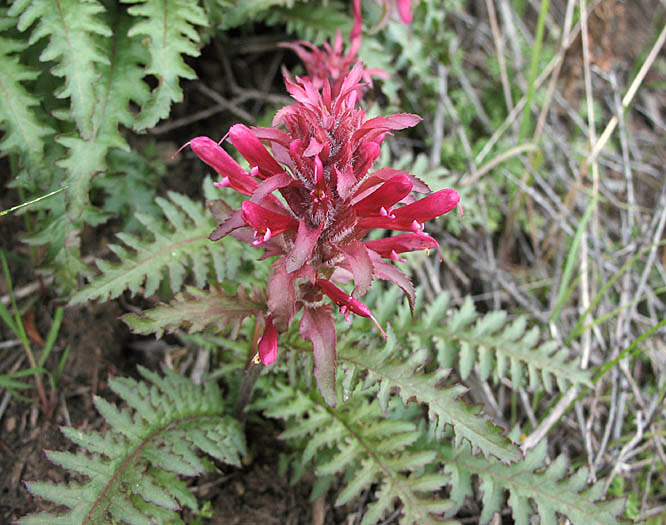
338,330,521,463
70,190,246,304
0,16,53,177
122,285,265,338
122,0,207,130
20,366,246,524
257,383,455,525
9,0,111,139
372,288,591,393
440,438,627,525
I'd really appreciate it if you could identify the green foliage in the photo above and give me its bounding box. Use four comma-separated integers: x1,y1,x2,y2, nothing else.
121,0,207,130
256,383,453,525
93,147,166,233
264,0,352,44
367,286,591,393
70,187,247,304
9,0,111,139
338,330,521,463
20,366,246,524
122,285,265,338
0,16,53,180
257,379,625,525
440,437,627,525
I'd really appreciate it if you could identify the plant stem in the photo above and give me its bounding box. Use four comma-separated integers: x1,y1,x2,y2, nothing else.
234,360,263,420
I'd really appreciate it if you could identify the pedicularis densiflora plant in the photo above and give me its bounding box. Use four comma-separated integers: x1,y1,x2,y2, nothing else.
3,1,627,524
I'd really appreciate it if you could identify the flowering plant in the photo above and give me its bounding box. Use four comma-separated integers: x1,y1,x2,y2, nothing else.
186,60,460,404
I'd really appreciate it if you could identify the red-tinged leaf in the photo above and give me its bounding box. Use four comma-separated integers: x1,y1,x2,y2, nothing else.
210,209,245,241
24,310,45,346
251,172,295,205
267,259,298,331
300,307,338,407
339,241,374,297
369,251,415,314
251,126,291,147
335,166,357,201
352,113,422,143
207,199,233,223
122,286,265,339
286,221,323,273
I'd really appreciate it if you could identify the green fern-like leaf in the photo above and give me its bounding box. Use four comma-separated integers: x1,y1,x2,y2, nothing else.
0,16,53,178
371,287,591,393
440,438,627,525
122,285,265,338
256,383,455,525
9,0,111,139
20,366,246,524
122,0,207,130
70,190,246,304
338,329,521,464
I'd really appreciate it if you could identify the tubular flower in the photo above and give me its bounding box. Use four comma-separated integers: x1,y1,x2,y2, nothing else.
187,57,459,406
279,29,388,95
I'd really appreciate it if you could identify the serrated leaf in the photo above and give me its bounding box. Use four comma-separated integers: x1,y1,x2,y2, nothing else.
70,190,247,304
339,343,521,463
441,440,627,525
0,29,53,177
122,285,264,338
10,0,111,138
20,366,245,523
122,0,207,129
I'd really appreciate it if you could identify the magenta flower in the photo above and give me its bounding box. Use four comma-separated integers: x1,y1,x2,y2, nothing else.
279,29,388,95
351,0,414,40
186,61,459,406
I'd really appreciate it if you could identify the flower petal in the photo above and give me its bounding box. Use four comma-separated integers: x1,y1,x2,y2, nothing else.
368,250,416,314
352,173,413,217
316,279,386,337
397,0,413,24
364,232,441,259
241,201,298,237
339,241,374,297
358,189,460,231
188,137,258,196
258,316,278,365
300,307,338,406
229,124,285,179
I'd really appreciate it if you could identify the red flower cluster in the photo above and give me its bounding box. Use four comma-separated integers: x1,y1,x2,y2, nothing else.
279,29,388,94
186,42,458,406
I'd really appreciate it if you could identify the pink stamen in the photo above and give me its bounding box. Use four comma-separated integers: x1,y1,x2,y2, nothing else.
410,220,424,233
250,166,260,177
389,250,407,263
